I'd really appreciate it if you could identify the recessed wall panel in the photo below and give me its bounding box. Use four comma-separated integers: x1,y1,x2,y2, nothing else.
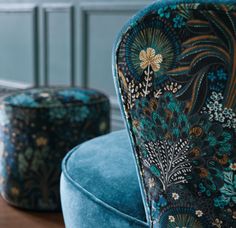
0,10,35,84
44,7,72,86
87,13,132,96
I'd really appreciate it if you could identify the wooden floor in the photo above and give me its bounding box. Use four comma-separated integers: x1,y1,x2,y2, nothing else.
0,196,65,228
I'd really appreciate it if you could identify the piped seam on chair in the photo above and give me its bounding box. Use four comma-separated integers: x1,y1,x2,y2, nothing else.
61,145,149,227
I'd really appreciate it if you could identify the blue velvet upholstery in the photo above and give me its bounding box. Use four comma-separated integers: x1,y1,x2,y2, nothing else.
0,87,110,211
113,0,236,227
60,130,148,228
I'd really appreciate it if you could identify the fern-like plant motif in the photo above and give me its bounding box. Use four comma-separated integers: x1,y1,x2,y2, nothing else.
118,70,144,110
144,139,192,191
142,66,153,97
126,78,142,109
118,66,158,111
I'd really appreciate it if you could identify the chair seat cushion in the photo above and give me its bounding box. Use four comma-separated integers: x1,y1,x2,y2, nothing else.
60,130,148,228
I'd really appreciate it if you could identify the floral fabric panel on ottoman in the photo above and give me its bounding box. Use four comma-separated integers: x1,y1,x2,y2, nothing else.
114,1,236,227
0,87,110,211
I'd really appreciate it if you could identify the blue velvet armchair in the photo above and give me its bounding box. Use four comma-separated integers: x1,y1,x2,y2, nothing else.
60,1,236,227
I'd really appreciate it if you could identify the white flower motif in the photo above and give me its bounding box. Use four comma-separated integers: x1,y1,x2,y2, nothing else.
195,210,203,217
218,113,225,123
212,218,223,227
39,92,50,98
212,92,223,101
223,109,233,119
172,192,179,200
148,178,155,188
209,114,214,121
202,92,236,131
230,163,236,171
168,215,175,223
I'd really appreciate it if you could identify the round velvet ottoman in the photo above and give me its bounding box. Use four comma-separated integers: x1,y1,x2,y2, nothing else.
0,87,110,211
60,130,148,228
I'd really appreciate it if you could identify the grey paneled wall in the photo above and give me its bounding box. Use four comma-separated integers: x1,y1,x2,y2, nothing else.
0,4,39,87
43,4,75,86
0,0,151,130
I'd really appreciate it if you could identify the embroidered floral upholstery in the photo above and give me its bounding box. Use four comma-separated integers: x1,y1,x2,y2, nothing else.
114,1,236,227
0,87,110,210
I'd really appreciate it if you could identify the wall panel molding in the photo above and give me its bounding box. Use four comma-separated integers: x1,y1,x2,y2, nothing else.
0,3,39,86
0,3,36,12
42,3,75,86
80,1,152,12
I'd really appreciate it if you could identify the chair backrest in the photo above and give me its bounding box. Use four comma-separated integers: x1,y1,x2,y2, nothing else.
113,1,236,227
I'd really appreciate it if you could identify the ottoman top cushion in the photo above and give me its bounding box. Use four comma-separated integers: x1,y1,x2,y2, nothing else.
62,130,147,223
2,87,108,108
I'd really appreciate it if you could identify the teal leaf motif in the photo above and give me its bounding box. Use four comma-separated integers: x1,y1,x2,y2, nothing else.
223,172,233,185
216,171,236,207
232,196,236,204
150,165,161,177
220,184,235,196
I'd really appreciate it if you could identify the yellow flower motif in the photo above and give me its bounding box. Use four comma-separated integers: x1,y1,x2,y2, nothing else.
139,48,163,72
36,137,48,147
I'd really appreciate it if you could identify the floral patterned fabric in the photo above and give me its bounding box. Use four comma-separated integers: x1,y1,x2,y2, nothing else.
114,2,236,227
0,87,110,211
